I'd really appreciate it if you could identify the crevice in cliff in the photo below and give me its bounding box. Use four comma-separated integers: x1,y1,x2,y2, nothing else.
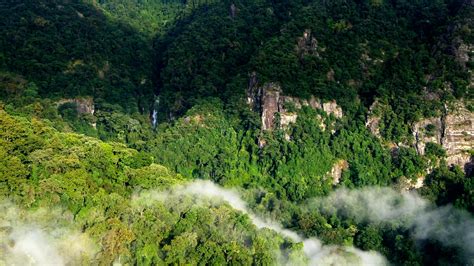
440,104,448,147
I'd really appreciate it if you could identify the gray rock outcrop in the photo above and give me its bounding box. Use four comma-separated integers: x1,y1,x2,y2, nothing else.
247,82,343,132
329,160,349,185
365,100,382,138
412,101,473,173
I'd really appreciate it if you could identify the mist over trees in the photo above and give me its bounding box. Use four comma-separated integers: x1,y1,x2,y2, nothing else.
0,0,473,265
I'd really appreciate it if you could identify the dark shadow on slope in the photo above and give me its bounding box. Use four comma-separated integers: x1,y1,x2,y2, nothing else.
0,1,153,113
151,0,471,126
151,0,311,122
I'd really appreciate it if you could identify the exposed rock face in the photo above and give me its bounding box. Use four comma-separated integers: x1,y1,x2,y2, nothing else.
247,82,343,132
57,97,96,128
246,71,260,109
367,98,473,173
279,94,322,110
412,101,473,173
330,160,349,185
230,3,237,19
365,100,383,138
411,3,473,174
322,101,343,119
280,113,298,130
443,102,474,173
455,42,473,68
296,29,320,59
326,69,335,81
411,176,425,189
97,61,110,80
260,84,281,131
183,114,205,125
412,117,444,155
399,176,426,190
57,97,95,115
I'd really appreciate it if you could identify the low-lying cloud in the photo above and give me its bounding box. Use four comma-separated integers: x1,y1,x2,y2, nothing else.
134,180,387,266
311,187,474,262
4,183,466,265
0,202,96,266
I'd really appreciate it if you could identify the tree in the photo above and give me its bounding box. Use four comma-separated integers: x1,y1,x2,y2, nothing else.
355,226,384,251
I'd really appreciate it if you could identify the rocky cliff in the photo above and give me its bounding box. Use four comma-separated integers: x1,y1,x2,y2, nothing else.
365,100,383,138
412,101,473,173
441,102,473,173
329,159,349,185
366,99,473,174
57,97,95,115
247,82,343,133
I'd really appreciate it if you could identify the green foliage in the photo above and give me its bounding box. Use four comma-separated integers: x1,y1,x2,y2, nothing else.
95,107,152,148
155,0,470,142
58,102,79,121
355,226,384,251
95,0,185,37
425,142,447,158
0,109,290,264
425,124,437,137
149,100,417,202
392,147,427,180
156,0,294,116
1,0,472,265
421,165,473,212
0,1,154,111
150,99,259,187
333,124,395,186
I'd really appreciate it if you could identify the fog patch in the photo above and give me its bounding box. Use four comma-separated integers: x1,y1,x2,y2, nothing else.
0,202,97,266
311,187,474,261
134,180,387,266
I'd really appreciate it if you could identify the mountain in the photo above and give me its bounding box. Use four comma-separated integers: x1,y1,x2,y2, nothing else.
0,0,473,265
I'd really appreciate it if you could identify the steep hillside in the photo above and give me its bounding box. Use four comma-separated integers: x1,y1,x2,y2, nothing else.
0,107,301,265
0,0,473,265
95,0,216,37
0,1,154,112
156,0,471,127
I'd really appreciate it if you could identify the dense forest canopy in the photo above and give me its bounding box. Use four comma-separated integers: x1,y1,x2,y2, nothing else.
0,0,473,265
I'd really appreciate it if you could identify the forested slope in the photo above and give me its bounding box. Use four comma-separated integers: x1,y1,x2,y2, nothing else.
0,0,473,265
156,0,471,135
0,107,301,265
0,1,155,112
